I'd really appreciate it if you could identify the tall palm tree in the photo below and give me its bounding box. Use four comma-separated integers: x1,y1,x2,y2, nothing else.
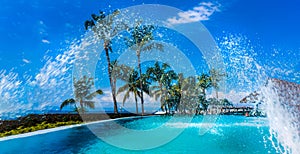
117,69,140,114
110,60,131,102
165,84,181,114
147,62,168,111
126,24,163,115
197,73,212,97
180,76,199,114
196,73,212,113
117,69,150,114
60,76,103,113
147,62,178,113
85,10,127,114
209,69,226,99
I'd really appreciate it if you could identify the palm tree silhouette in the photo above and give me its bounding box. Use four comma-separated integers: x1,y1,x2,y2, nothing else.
166,84,181,113
117,69,150,114
147,62,177,113
125,23,163,115
85,10,127,114
179,76,200,114
197,74,212,99
117,69,140,114
196,74,212,112
60,76,103,113
209,69,226,99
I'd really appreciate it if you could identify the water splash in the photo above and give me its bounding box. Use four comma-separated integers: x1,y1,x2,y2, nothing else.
218,33,300,153
218,33,266,93
261,79,300,153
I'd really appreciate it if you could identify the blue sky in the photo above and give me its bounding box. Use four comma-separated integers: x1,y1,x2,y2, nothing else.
0,0,299,76
0,0,299,116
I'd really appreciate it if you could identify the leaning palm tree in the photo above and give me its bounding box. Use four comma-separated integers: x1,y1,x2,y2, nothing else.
126,23,163,115
60,76,103,113
209,69,226,99
85,10,127,114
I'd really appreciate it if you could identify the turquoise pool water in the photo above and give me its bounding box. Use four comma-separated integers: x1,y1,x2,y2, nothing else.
0,116,276,153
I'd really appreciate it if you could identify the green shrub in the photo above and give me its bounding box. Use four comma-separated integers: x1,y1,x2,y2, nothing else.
0,120,83,138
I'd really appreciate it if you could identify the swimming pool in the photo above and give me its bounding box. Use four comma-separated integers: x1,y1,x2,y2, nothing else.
0,115,276,153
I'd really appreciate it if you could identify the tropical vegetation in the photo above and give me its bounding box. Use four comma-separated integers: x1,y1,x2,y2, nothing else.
60,9,231,116
84,10,126,114
125,23,163,115
0,121,82,137
60,76,103,113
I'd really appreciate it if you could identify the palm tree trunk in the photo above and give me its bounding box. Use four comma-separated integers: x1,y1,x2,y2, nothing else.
164,90,168,114
215,90,218,99
80,99,84,114
137,51,145,116
104,42,118,114
159,83,165,112
134,92,139,114
168,99,171,114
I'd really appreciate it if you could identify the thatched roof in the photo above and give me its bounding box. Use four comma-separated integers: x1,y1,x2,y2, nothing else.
240,91,260,103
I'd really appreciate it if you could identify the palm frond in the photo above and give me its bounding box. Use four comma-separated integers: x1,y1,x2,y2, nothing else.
60,98,76,110
82,100,96,109
86,89,103,100
96,89,104,94
162,63,171,70
142,86,150,95
123,90,131,106
152,90,162,100
142,42,164,52
117,84,129,94
149,85,160,91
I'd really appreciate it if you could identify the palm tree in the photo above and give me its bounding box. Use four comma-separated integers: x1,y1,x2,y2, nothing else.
209,69,226,99
110,60,132,103
117,69,150,114
196,73,212,112
165,84,181,114
147,62,178,113
126,24,163,115
197,73,212,97
180,76,199,114
117,69,140,114
147,62,168,111
60,76,103,113
85,10,127,114
110,60,122,91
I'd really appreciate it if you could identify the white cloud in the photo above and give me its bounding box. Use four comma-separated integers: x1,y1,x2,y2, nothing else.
42,39,50,44
167,2,221,25
22,58,31,64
